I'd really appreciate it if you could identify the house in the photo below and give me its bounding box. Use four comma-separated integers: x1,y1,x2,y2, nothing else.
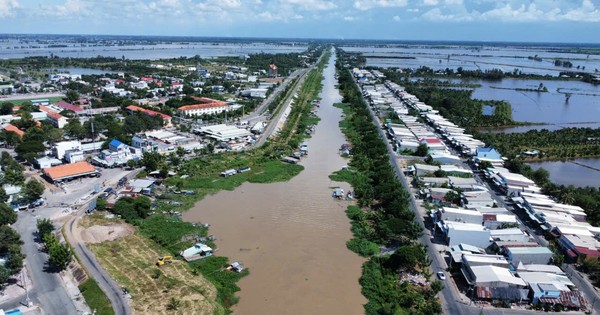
429,151,461,165
444,222,491,248
3,184,22,203
419,137,446,150
46,112,68,128
414,164,439,177
449,243,487,264
429,187,453,203
461,253,509,268
490,228,530,243
178,97,229,117
558,233,600,262
42,161,98,183
268,64,278,77
474,147,503,163
35,157,63,169
435,207,483,225
64,150,84,163
128,179,156,194
2,123,24,138
180,243,213,262
462,265,526,288
53,140,82,160
505,247,553,266
53,100,84,113
483,213,518,229
126,105,172,126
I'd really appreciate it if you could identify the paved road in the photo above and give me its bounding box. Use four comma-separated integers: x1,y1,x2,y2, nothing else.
64,211,131,315
242,68,306,123
352,73,539,315
0,212,79,314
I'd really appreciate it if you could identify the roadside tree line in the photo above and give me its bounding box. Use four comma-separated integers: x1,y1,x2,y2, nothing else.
334,58,442,315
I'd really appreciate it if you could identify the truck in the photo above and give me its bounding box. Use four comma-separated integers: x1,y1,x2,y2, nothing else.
251,121,265,134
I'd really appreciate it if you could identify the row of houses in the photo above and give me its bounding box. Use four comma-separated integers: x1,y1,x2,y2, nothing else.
354,68,589,310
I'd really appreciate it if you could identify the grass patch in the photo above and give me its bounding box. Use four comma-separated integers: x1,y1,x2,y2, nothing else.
328,169,355,183
79,278,115,315
0,96,63,105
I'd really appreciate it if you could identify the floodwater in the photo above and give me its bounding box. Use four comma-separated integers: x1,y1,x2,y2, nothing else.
346,45,600,76
183,50,366,315
1,40,307,60
470,78,600,131
528,158,600,188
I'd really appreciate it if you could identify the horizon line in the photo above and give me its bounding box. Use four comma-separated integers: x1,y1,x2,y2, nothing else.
1,33,600,46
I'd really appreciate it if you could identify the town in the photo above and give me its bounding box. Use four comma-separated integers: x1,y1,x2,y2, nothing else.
351,65,598,313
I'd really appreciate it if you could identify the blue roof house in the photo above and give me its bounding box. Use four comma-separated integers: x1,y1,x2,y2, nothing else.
476,147,502,160
108,139,128,153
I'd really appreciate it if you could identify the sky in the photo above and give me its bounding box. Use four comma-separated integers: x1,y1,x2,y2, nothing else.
0,0,599,43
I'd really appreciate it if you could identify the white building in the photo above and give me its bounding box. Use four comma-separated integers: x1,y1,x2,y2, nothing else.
53,140,82,160
444,222,491,248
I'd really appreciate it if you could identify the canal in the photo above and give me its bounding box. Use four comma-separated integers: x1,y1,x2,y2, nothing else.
182,50,366,315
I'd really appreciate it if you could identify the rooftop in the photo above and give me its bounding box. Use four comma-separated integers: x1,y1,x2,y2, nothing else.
43,161,96,181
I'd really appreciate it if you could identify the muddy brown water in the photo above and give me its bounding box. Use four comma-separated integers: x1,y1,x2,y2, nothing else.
183,51,367,315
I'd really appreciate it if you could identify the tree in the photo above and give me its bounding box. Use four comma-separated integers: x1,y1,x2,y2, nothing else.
444,190,462,205
0,225,22,256
36,218,55,239
63,119,85,139
0,203,17,226
0,265,11,288
65,90,80,103
414,143,429,157
48,240,73,271
141,151,164,172
0,102,14,115
0,186,8,203
0,130,22,148
478,160,492,171
23,179,45,203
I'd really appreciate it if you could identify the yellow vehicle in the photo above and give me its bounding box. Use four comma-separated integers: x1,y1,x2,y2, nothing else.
156,256,173,267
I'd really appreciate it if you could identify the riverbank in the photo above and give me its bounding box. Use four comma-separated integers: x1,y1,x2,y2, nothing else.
334,60,442,314
182,49,366,314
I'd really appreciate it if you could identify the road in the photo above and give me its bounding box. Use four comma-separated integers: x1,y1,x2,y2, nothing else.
61,170,142,315
64,210,131,315
242,68,307,123
352,73,541,315
0,212,79,314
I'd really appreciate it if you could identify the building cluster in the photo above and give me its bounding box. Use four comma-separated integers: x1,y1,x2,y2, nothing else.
353,68,592,311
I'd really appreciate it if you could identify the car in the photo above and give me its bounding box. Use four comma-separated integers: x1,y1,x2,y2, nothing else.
437,271,446,280
104,187,114,194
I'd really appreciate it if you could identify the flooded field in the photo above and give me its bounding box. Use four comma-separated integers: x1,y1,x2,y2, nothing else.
528,158,600,188
182,51,366,315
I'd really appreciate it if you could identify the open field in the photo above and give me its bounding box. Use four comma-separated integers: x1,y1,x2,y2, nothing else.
90,232,223,315
0,96,63,105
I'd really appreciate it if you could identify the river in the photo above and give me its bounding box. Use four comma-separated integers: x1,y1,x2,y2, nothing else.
182,50,366,315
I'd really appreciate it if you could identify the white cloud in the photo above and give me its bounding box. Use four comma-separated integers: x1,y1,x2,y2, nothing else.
0,0,19,17
423,0,438,6
354,0,408,11
393,15,401,21
39,0,90,17
344,16,356,21
407,8,419,12
280,0,337,11
421,7,475,21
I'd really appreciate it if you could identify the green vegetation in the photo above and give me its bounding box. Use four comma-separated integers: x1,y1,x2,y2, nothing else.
189,256,249,311
334,57,441,314
478,127,600,160
0,96,63,106
79,278,115,315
